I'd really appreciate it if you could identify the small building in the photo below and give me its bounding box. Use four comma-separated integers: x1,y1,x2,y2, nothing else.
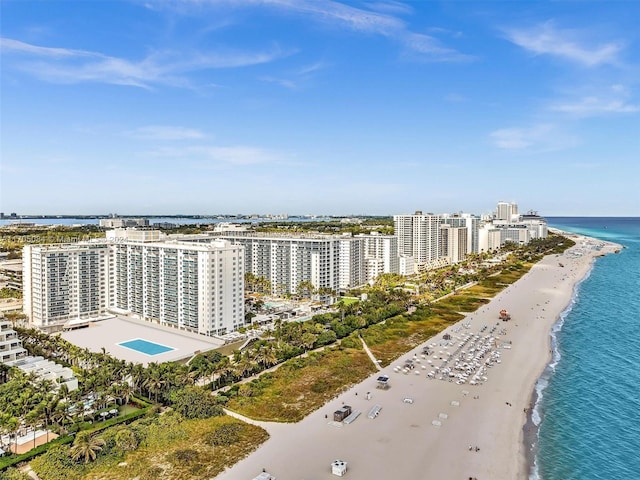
333,405,352,422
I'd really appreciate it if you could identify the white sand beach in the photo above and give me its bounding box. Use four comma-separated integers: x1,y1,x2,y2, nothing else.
216,234,621,480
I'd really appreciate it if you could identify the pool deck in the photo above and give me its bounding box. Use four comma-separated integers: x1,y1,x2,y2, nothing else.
60,316,224,365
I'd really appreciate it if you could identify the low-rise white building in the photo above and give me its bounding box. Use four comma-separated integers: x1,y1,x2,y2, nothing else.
398,256,416,276
0,319,28,364
9,356,78,392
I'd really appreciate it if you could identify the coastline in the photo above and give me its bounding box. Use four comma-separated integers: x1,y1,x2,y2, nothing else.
524,231,620,480
524,259,592,480
216,233,621,480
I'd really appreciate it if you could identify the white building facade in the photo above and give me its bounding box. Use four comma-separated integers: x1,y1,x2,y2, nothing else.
108,238,244,336
394,212,442,265
23,235,245,336
23,243,110,329
0,319,28,364
210,233,343,294
360,234,399,283
439,225,469,264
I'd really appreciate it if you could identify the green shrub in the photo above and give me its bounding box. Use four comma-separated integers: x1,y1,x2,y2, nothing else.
205,423,244,446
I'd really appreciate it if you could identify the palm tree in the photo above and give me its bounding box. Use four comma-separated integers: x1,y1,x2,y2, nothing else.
70,432,105,463
235,353,256,379
144,365,167,403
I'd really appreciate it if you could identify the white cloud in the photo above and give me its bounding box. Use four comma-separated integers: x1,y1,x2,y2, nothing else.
166,0,469,61
550,96,639,116
490,124,577,151
260,76,298,89
548,84,639,117
444,93,466,103
0,38,98,58
146,144,283,166
1,37,290,88
503,21,622,67
202,146,278,165
129,126,207,140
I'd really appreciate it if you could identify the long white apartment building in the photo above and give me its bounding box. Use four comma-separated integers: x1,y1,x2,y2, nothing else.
23,231,245,336
205,232,399,293
108,233,244,336
207,232,343,293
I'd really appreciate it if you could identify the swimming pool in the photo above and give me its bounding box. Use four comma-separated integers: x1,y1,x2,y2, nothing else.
118,338,175,356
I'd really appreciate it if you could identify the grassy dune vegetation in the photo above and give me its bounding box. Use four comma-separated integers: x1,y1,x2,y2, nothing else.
225,346,376,422
225,257,545,422
26,414,268,480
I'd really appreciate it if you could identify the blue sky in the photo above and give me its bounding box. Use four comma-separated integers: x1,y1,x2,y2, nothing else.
1,0,639,216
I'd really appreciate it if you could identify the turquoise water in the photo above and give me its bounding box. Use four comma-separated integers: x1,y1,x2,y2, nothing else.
118,338,175,355
534,218,640,479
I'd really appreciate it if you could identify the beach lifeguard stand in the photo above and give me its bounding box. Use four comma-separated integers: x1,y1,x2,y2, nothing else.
331,460,348,476
376,375,390,389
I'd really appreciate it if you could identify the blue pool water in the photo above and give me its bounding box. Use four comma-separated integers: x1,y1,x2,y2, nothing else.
118,338,175,356
533,218,640,479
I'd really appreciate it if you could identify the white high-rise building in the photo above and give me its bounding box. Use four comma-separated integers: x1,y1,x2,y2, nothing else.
208,232,399,293
439,225,468,264
23,243,110,330
441,213,480,254
393,212,442,265
360,233,399,283
108,238,244,336
23,234,245,336
496,201,518,221
210,233,343,294
339,236,364,290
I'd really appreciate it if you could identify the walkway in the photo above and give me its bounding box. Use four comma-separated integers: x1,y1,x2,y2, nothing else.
359,334,382,371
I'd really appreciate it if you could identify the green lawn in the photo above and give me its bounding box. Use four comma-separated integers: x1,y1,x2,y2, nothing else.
336,296,359,305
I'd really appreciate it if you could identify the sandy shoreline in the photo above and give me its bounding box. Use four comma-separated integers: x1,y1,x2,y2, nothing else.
216,233,621,480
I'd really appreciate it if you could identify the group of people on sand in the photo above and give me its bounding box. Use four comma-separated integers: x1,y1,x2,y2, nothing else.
468,445,480,452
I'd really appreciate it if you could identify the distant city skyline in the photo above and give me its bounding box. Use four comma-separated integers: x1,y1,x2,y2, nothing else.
1,1,639,216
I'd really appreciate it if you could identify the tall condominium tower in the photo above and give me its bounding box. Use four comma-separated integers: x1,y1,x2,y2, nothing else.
393,211,442,265
23,244,110,329
360,234,399,283
439,225,469,264
207,232,400,293
441,213,480,254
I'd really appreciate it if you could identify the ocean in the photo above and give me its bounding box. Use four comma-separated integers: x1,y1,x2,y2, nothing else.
0,216,331,227
533,218,640,480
